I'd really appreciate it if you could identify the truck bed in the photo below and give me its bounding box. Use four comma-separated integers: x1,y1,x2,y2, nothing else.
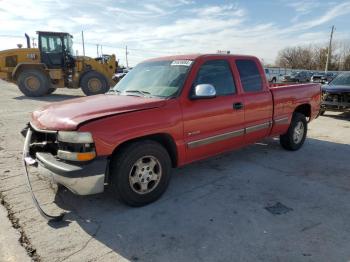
269,83,321,135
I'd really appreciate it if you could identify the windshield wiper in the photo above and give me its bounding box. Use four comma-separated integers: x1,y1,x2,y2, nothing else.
106,89,120,95
124,90,151,97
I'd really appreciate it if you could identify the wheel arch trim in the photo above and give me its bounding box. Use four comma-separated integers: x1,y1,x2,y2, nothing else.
12,63,48,80
111,133,179,168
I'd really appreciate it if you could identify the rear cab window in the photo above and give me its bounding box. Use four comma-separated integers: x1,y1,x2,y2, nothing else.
194,59,236,96
235,59,263,92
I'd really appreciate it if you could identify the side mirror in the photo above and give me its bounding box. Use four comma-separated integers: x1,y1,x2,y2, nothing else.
191,84,216,99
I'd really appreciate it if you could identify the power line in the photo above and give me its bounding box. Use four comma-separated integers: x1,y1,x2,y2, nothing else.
0,34,174,55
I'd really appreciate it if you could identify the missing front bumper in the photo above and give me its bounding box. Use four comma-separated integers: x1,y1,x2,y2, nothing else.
23,125,107,221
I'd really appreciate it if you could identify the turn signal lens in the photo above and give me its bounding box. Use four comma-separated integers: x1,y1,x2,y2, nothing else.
57,150,96,162
76,152,96,161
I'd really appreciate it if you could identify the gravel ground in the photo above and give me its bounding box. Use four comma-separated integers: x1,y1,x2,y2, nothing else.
0,79,349,262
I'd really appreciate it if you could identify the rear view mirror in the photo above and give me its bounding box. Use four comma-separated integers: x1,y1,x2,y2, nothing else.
191,84,216,99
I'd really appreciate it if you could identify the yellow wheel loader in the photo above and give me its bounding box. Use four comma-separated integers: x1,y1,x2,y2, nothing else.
0,31,117,96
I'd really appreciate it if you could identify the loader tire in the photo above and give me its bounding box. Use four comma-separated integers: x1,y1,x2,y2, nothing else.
17,70,50,97
80,71,109,96
46,88,57,95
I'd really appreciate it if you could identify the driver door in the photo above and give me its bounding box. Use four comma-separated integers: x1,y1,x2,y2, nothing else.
181,58,245,163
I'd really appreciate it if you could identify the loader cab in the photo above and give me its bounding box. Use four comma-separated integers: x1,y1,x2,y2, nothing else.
37,31,75,69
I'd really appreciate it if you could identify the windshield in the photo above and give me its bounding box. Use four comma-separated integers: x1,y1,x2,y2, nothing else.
112,60,192,98
330,73,350,86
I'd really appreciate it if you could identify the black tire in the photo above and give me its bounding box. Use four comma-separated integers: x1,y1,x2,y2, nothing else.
46,88,57,95
110,140,172,207
280,112,307,151
17,69,50,97
80,71,109,96
319,109,325,116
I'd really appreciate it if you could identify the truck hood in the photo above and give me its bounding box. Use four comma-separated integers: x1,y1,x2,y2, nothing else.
31,94,166,130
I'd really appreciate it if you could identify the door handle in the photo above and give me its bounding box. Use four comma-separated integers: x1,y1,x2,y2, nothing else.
233,102,244,110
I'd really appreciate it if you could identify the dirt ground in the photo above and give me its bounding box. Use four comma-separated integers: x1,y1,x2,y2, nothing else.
0,79,349,262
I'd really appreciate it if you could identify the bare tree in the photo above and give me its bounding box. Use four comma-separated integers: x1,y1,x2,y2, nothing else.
275,40,350,71
275,46,313,69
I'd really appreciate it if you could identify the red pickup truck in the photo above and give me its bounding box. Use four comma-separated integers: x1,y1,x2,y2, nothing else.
24,54,321,210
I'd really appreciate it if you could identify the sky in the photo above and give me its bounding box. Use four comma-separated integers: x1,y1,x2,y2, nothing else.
0,0,350,66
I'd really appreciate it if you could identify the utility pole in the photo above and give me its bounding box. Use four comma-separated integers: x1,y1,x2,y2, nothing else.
325,25,335,73
81,30,85,56
125,45,129,69
96,44,99,57
31,37,35,48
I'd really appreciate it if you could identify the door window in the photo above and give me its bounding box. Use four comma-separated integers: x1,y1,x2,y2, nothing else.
235,59,263,92
194,60,236,95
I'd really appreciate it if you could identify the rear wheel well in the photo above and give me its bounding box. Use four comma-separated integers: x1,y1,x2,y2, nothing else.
111,133,178,168
294,104,311,119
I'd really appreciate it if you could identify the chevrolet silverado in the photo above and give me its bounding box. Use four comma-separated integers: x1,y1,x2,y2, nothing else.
23,54,321,219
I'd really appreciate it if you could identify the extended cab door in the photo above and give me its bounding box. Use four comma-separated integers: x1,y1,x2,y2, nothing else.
234,58,273,144
181,57,245,163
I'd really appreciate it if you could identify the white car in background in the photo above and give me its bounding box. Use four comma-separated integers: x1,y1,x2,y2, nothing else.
265,68,281,83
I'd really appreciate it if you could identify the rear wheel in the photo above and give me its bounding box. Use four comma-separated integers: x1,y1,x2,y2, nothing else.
110,140,172,206
80,71,109,96
280,112,307,151
17,69,50,97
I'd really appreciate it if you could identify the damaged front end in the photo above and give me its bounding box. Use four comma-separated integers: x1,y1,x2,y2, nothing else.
23,125,65,221
22,123,108,221
321,91,350,113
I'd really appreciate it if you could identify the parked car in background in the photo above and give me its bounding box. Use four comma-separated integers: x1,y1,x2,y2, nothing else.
265,68,280,83
113,68,132,82
311,72,326,83
324,72,337,82
320,72,350,115
311,72,338,84
281,71,310,83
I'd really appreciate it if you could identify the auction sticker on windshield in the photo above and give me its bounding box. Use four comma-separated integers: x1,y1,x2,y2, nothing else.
171,60,193,66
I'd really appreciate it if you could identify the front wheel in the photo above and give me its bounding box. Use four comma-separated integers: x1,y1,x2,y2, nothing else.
110,140,172,206
280,113,307,151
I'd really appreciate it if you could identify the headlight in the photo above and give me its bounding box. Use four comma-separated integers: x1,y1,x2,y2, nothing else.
57,131,95,161
58,131,93,143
